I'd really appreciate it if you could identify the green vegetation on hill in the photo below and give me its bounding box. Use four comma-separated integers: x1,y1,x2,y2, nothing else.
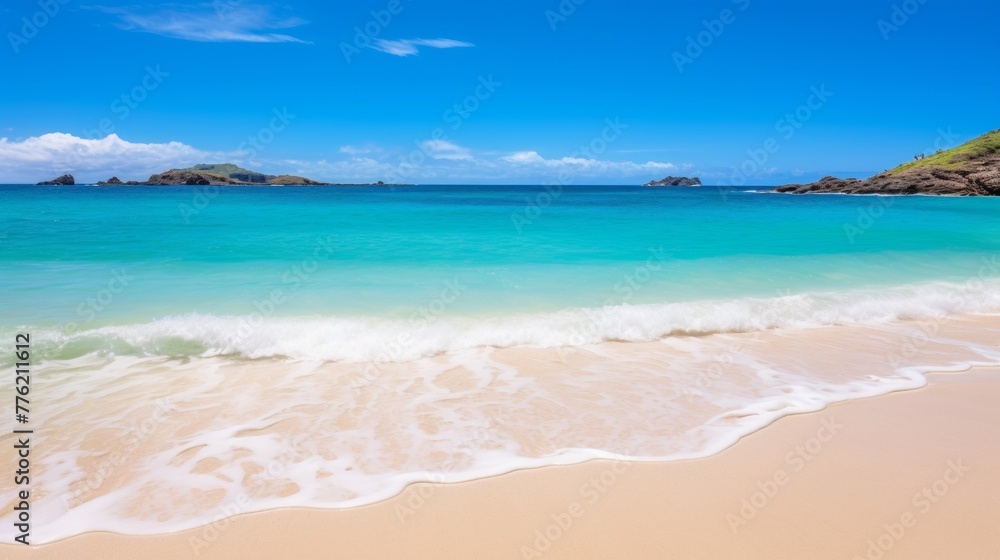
891,129,1000,174
183,163,271,183
185,164,254,178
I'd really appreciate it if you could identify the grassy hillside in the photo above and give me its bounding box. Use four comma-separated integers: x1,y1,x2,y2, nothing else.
185,163,256,178
174,164,328,185
891,128,1000,174
183,163,273,183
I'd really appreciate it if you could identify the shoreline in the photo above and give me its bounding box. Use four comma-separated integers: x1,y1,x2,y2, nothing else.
2,313,999,544
7,313,1000,542
5,365,999,559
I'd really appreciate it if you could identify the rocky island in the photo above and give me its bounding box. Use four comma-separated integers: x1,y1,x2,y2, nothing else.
644,176,702,187
38,163,402,187
36,174,75,185
775,128,1000,196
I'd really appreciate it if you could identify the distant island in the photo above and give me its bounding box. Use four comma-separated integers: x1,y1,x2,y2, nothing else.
644,176,702,187
37,163,407,187
775,128,1000,196
37,174,76,185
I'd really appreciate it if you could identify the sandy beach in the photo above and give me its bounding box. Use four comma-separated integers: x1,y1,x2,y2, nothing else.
5,364,997,560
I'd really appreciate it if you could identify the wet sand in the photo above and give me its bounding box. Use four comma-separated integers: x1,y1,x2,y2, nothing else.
7,367,999,559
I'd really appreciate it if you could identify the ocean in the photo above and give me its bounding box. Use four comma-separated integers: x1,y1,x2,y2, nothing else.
2,184,1000,541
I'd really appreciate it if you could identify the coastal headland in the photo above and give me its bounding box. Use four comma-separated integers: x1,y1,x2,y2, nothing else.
776,129,1000,195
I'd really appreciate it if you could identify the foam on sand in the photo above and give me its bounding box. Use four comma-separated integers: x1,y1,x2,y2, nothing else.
1,313,998,543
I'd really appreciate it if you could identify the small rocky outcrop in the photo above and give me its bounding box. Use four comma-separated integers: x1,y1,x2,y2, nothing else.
644,176,702,187
37,174,75,185
774,176,864,194
268,175,323,186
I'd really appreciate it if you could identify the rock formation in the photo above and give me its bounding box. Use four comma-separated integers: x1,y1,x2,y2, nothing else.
644,176,702,187
775,129,1000,196
37,174,75,185
34,162,411,187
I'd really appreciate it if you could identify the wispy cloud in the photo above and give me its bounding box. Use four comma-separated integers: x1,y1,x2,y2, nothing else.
339,145,382,156
501,151,677,173
422,140,472,160
89,3,310,44
282,157,389,183
287,146,680,183
371,38,473,56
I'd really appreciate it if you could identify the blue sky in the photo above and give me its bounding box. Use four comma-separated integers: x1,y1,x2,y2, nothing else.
1,0,997,184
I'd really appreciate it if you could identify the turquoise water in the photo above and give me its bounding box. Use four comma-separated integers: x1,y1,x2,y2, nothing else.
4,184,1000,542
1,184,999,360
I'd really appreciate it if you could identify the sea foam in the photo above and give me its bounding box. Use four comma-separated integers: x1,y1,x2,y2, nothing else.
2,313,999,543
12,278,1000,364
2,281,1000,543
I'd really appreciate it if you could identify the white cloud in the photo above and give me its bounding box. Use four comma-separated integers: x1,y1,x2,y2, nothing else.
280,157,393,184
501,151,546,165
293,147,680,183
501,151,677,173
422,140,472,160
0,133,228,183
0,132,686,185
90,3,310,43
371,38,473,56
339,145,382,155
